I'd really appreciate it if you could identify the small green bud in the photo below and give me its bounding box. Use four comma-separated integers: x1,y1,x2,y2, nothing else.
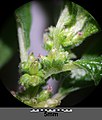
19,74,45,88
37,70,45,78
44,41,53,51
20,62,30,73
30,75,45,87
28,52,35,63
37,90,52,102
41,56,51,70
19,74,31,88
20,53,43,76
43,32,54,51
52,59,63,70
29,61,39,75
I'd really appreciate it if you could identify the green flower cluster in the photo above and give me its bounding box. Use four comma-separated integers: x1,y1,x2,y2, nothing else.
41,48,69,70
19,53,45,88
16,1,101,108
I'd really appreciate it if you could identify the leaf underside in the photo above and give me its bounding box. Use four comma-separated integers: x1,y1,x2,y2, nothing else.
15,2,31,50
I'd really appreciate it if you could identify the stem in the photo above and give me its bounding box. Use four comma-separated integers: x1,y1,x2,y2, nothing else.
17,25,28,62
33,87,79,108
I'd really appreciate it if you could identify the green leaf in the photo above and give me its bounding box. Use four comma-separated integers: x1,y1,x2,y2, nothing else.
15,2,31,50
54,56,102,97
58,71,94,96
44,1,100,51
74,56,102,85
15,2,32,62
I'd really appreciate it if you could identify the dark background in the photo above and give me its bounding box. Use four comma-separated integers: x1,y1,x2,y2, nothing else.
0,0,102,107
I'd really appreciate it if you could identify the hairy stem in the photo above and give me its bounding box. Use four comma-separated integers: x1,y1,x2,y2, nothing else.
17,25,28,62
